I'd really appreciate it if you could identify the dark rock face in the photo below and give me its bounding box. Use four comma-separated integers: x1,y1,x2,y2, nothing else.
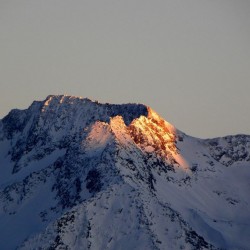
207,135,250,166
86,169,102,193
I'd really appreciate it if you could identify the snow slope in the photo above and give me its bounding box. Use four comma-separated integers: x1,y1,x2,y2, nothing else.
0,95,249,250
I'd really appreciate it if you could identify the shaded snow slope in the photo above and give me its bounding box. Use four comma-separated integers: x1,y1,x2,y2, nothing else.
0,95,249,250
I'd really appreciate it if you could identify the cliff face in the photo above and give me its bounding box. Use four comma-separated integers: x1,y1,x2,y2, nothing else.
0,95,249,250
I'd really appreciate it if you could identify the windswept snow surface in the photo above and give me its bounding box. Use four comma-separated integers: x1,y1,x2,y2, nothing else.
0,95,249,249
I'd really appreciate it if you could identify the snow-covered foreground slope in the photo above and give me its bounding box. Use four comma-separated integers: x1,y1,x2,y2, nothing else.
0,95,249,250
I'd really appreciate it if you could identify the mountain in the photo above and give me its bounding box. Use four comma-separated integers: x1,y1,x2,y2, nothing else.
0,95,249,250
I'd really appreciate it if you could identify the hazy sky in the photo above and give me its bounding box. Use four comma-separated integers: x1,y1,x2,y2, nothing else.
0,0,250,138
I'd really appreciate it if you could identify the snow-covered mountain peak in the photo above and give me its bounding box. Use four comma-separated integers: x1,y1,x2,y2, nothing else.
38,94,150,125
147,107,177,134
0,95,249,250
42,94,88,108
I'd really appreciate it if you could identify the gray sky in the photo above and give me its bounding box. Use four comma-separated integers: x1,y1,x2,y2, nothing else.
0,0,250,138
